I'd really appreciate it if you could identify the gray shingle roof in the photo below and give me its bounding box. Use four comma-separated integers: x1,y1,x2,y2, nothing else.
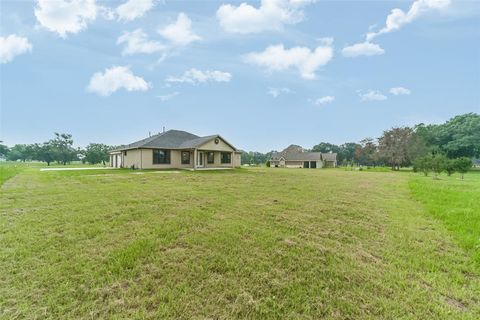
271,152,322,161
322,153,338,162
270,150,337,162
113,130,237,151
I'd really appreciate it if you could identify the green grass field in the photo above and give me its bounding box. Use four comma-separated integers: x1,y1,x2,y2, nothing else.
1,165,479,319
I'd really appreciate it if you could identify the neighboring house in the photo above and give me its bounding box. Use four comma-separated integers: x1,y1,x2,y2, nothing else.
269,144,337,168
110,130,241,170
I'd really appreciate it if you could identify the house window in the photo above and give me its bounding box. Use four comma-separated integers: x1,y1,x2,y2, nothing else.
153,149,170,164
181,151,190,164
207,152,214,164
221,152,231,164
123,151,127,156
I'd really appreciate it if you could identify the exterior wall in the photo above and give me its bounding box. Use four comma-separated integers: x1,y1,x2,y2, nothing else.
197,137,235,152
233,152,241,168
285,161,303,168
203,151,234,168
122,149,194,169
323,160,337,168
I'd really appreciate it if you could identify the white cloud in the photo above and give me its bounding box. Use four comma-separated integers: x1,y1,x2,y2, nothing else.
390,87,411,95
366,0,451,40
158,13,201,46
312,95,335,105
116,0,155,22
166,68,232,84
34,0,98,37
359,90,387,101
216,0,315,34
342,41,385,57
268,87,292,98
0,35,32,64
157,91,179,102
117,29,164,55
244,43,333,80
87,66,150,96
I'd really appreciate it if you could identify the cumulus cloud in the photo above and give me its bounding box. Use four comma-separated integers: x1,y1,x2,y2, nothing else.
157,91,179,102
117,29,164,55
268,87,292,98
244,43,333,80
390,87,411,95
116,0,155,22
158,13,201,46
0,35,32,64
312,95,335,105
366,0,451,40
166,68,232,84
342,41,385,57
34,0,98,37
87,66,150,96
216,0,315,34
358,90,387,101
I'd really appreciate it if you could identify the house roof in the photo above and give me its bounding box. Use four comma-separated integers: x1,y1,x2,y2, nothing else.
271,151,322,161
112,130,237,151
322,153,338,162
270,144,338,162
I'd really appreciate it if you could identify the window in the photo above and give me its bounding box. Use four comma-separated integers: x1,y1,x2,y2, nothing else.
221,152,231,164
181,151,190,164
153,149,170,164
123,151,127,156
207,152,214,164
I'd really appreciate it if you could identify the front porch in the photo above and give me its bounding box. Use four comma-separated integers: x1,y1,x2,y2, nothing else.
192,149,236,170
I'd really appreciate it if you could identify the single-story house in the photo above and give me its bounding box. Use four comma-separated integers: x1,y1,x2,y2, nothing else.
269,145,337,168
109,129,241,170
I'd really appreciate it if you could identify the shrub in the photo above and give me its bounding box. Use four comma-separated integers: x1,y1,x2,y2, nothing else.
454,157,473,180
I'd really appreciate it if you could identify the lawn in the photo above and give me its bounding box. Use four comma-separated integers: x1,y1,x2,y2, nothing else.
1,166,479,319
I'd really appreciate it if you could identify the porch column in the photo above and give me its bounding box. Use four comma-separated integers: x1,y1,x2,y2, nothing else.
193,148,197,170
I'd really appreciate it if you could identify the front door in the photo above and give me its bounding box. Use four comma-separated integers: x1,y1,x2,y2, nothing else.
197,151,204,168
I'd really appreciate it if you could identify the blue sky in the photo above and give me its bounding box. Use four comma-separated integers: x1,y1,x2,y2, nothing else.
1,0,479,152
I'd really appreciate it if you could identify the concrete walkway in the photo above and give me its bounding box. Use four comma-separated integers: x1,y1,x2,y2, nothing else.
40,167,114,171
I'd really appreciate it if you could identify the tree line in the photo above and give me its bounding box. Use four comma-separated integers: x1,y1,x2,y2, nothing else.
1,113,478,172
0,133,114,166
242,113,479,173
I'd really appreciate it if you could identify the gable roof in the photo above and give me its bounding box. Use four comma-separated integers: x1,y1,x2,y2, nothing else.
322,153,338,162
271,151,322,161
270,144,337,162
113,130,237,151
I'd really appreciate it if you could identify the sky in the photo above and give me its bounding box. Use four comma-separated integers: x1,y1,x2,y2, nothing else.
1,0,479,152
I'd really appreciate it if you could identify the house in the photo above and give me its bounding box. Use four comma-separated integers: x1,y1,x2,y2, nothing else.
269,145,337,168
109,129,241,170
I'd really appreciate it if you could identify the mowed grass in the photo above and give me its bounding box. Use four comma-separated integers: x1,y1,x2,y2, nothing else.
1,167,479,319
409,170,480,264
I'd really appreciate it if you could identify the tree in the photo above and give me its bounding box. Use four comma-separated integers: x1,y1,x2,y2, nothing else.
354,138,378,166
6,144,28,162
415,113,480,158
0,144,9,158
34,142,55,166
50,133,76,165
312,142,340,154
431,153,447,179
84,143,110,165
413,155,432,176
454,157,473,180
378,127,414,170
445,159,456,176
338,142,360,164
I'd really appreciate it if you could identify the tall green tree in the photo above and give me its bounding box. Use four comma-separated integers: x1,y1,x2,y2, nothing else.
0,144,9,158
50,133,76,165
6,144,28,162
454,157,473,180
84,143,111,165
